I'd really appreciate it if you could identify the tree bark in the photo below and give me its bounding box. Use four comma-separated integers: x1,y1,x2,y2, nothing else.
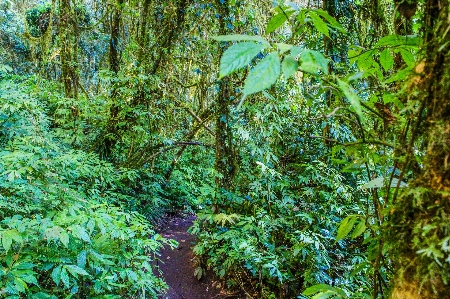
102,0,124,157
389,1,450,298
214,0,237,191
59,0,79,99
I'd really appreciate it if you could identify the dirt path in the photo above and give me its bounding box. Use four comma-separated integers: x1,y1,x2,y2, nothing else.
157,215,239,299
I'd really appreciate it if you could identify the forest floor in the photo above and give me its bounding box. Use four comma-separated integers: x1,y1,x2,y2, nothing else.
156,215,245,299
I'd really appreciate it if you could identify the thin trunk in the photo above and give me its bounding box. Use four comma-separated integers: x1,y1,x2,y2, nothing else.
102,0,124,157
214,0,237,192
59,0,78,99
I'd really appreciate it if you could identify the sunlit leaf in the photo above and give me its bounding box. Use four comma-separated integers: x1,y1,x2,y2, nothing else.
380,48,394,71
310,11,329,37
267,13,289,34
337,78,363,119
351,220,367,238
336,215,358,241
282,55,298,79
212,34,269,46
300,49,329,74
219,42,268,78
243,52,281,96
363,177,408,189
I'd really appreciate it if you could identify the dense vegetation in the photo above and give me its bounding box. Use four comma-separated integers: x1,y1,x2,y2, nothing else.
0,0,449,298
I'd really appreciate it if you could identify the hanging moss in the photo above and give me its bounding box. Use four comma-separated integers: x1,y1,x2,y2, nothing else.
25,3,52,38
74,4,91,27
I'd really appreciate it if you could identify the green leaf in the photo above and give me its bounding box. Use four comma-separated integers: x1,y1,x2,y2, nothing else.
45,226,64,241
313,9,346,33
267,13,287,33
51,266,62,285
65,265,89,278
60,267,70,289
70,225,91,243
356,51,376,71
60,231,69,248
126,269,138,282
303,284,346,297
380,48,394,71
312,291,338,299
0,64,13,73
1,231,13,252
13,277,27,293
243,52,281,96
219,42,267,78
77,250,87,268
351,220,367,238
363,177,408,189
300,49,329,74
310,11,330,37
212,34,269,46
267,10,294,34
337,79,363,119
275,43,293,54
336,215,358,241
290,46,302,57
375,34,421,47
400,49,415,67
384,67,412,83
282,55,299,80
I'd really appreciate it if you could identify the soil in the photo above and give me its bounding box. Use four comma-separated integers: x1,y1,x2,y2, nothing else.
156,215,244,299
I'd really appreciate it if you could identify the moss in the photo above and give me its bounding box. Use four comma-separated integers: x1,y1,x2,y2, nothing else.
25,3,52,38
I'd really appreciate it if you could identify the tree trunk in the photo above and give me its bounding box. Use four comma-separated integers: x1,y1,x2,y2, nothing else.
389,1,450,298
102,0,124,157
214,0,237,192
59,0,78,99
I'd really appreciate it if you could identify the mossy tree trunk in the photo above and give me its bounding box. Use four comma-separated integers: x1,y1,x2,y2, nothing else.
59,0,79,99
102,0,124,157
214,0,237,193
389,1,450,298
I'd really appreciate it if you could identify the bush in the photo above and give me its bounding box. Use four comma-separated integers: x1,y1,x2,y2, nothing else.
0,77,176,298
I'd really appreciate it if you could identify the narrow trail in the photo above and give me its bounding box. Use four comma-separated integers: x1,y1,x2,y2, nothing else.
157,215,241,299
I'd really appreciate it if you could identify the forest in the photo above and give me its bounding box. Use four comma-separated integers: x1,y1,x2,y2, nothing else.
0,0,449,298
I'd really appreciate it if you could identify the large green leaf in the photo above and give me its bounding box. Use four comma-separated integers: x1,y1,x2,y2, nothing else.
1,233,12,252
351,220,367,238
300,49,329,74
51,266,62,285
310,11,330,37
275,43,293,54
60,267,70,288
267,13,288,34
1,230,21,252
314,9,346,33
303,284,346,298
375,34,421,47
282,55,299,79
65,265,90,278
219,42,267,79
337,78,363,119
70,225,91,242
380,48,394,71
400,49,415,67
243,52,281,96
363,177,408,189
336,215,358,241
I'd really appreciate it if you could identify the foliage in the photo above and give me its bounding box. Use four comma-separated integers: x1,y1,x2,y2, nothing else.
192,161,365,298
0,77,176,297
0,0,448,298
25,3,51,38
